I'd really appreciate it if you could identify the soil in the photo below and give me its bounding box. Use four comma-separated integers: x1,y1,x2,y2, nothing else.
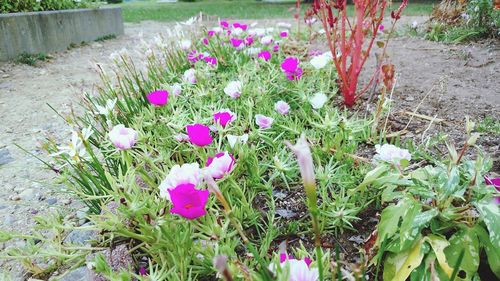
0,15,499,279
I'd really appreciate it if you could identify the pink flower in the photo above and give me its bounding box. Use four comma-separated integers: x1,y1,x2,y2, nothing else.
232,22,248,31
485,176,500,204
159,163,201,199
109,124,138,150
188,50,203,63
255,114,274,129
230,38,245,50
273,44,280,52
208,30,216,37
204,56,217,66
183,69,197,84
281,57,303,80
205,152,235,179
279,254,312,267
213,109,236,127
202,38,209,45
170,83,182,97
186,124,213,147
146,90,169,106
169,183,209,220
220,20,229,29
280,31,288,38
245,36,254,46
275,100,290,115
258,50,271,61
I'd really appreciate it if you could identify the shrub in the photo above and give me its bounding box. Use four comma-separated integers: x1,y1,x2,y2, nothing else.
0,0,88,13
107,0,123,4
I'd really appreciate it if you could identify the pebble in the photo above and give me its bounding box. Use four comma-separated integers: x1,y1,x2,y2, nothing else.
3,214,16,226
19,188,36,201
64,222,95,246
46,198,58,205
0,148,14,165
58,266,89,281
2,74,10,78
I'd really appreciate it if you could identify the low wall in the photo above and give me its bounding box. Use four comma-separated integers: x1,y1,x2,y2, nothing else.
0,7,124,61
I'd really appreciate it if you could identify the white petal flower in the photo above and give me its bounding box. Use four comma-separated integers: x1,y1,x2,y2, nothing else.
310,53,331,70
180,39,192,50
227,134,249,148
374,144,411,166
159,163,202,200
310,92,328,109
224,81,242,99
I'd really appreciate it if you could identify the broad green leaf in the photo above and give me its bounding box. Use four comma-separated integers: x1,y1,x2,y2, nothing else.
444,228,480,281
473,224,500,279
474,200,500,249
376,199,410,247
383,239,425,281
357,165,390,191
399,201,422,250
425,234,453,277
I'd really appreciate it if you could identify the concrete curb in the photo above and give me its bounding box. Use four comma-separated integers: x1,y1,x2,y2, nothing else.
0,7,124,61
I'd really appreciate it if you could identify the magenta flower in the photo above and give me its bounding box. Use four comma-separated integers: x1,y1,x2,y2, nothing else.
255,114,274,129
109,124,138,150
280,31,288,38
220,20,229,29
273,44,280,52
208,30,215,37
205,152,235,179
280,253,312,268
245,36,254,46
281,57,303,80
202,38,209,45
138,267,147,276
230,38,244,50
146,90,169,106
485,176,500,204
188,50,203,63
204,56,218,66
213,109,235,127
232,22,248,31
168,183,209,220
275,100,290,115
258,50,271,61
186,124,213,147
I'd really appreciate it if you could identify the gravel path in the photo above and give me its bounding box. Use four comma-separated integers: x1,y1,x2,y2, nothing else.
0,21,175,279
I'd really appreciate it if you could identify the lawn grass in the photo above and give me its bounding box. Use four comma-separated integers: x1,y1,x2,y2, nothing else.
115,0,434,23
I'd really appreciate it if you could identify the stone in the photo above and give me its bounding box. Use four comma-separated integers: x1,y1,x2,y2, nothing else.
0,148,14,165
87,244,133,281
65,222,95,246
46,198,57,205
19,188,36,201
58,266,89,281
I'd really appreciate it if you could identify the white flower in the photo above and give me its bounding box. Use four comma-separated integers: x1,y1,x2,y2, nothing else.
159,163,202,200
224,80,242,98
183,69,197,84
310,53,331,70
248,28,266,37
227,134,248,148
277,22,292,29
411,21,418,29
180,39,192,50
310,92,328,109
109,124,138,150
374,144,411,166
245,47,262,56
269,258,319,281
275,100,290,115
54,129,92,163
95,98,117,116
231,27,244,36
204,152,235,179
260,35,273,45
211,27,223,34
170,83,182,97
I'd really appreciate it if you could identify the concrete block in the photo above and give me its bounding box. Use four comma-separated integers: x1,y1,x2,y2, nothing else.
0,7,124,61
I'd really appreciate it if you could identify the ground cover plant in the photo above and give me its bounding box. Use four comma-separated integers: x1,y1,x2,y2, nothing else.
0,0,90,13
1,5,499,281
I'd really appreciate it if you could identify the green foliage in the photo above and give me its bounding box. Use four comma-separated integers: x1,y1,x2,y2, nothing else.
476,116,500,135
95,34,117,42
426,0,500,42
0,0,89,13
15,52,48,66
366,145,500,280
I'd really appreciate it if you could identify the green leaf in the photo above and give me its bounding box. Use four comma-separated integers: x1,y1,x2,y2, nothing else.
444,228,480,281
399,201,422,250
376,199,410,248
441,166,460,198
473,224,500,279
383,239,425,281
425,234,453,277
357,165,390,191
474,200,500,249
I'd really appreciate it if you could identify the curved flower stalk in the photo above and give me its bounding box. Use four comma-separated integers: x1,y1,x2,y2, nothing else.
285,134,324,280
